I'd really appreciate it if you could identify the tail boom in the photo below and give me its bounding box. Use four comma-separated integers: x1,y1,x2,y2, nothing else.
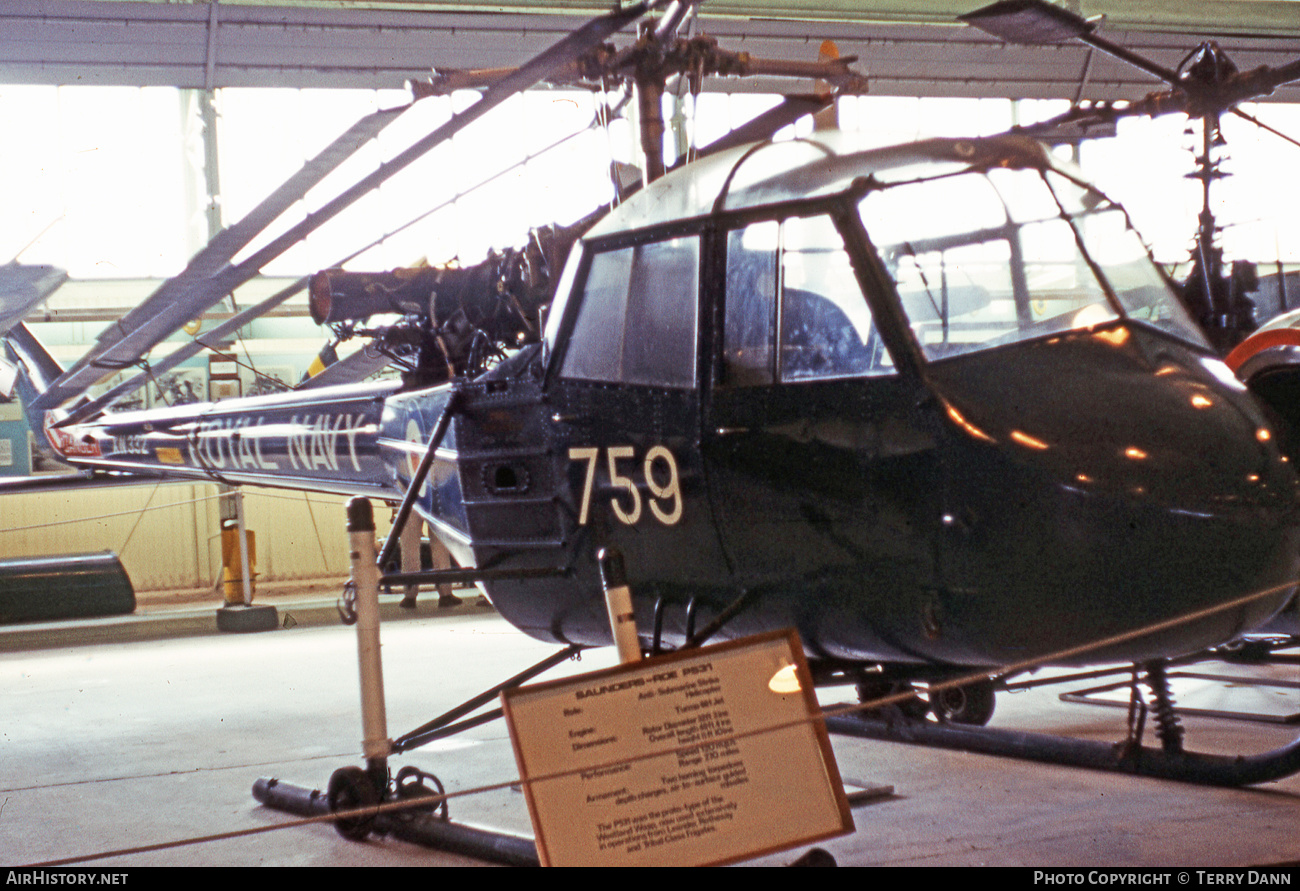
41,381,405,499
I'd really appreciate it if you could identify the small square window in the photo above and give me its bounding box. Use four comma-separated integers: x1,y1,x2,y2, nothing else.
560,238,699,388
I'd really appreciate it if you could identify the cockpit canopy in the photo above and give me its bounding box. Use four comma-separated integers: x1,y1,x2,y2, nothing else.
546,132,1207,389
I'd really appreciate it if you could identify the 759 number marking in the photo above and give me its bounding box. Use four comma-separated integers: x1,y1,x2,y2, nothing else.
569,445,682,527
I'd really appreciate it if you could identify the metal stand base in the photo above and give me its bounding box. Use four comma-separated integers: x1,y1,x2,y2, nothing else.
215,603,278,633
1059,670,1300,725
824,712,1300,787
251,776,540,867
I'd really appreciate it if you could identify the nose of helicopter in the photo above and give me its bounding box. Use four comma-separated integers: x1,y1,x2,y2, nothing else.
926,323,1300,666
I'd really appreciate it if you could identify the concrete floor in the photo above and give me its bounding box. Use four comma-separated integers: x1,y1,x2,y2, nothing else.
3,587,1300,867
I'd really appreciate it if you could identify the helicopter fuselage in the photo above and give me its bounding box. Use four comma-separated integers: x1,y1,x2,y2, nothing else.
38,133,1300,673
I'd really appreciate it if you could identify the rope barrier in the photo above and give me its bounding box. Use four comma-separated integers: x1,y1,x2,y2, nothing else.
0,487,349,535
0,490,233,533
18,573,1300,866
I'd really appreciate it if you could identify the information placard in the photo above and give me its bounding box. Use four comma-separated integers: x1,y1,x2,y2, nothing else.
501,629,853,866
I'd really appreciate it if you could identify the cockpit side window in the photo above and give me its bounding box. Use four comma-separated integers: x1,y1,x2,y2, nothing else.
560,236,699,388
722,215,895,386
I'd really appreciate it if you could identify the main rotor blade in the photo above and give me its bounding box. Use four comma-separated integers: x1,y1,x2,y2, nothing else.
1000,92,1183,141
58,277,310,425
1193,56,1300,117
962,0,1180,85
1008,63,1300,146
0,264,66,336
1233,107,1300,151
964,0,1300,119
35,0,666,417
691,94,832,159
60,113,610,425
34,104,412,413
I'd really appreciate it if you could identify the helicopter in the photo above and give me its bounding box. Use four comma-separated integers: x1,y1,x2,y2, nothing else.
4,0,1300,826
960,0,1300,353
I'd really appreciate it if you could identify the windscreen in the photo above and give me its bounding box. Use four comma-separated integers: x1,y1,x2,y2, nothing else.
858,166,1208,361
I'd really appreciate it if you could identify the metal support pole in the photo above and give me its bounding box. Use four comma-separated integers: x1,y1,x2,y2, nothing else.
346,498,391,782
392,643,584,753
215,487,276,632
599,548,641,664
234,489,253,607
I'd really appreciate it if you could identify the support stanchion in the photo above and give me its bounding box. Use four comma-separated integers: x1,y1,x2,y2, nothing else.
349,497,391,785
599,547,641,664
216,488,277,632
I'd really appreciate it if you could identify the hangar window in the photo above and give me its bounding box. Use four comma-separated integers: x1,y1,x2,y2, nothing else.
560,236,699,388
723,215,894,385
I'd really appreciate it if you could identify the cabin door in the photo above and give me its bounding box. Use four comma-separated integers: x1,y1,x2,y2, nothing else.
546,232,730,599
702,216,944,618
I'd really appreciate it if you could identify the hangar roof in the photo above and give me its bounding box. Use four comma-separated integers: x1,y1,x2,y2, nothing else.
3,1,1299,102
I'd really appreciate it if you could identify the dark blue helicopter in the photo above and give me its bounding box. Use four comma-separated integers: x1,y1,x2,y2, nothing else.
12,130,1299,686
4,0,1300,790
